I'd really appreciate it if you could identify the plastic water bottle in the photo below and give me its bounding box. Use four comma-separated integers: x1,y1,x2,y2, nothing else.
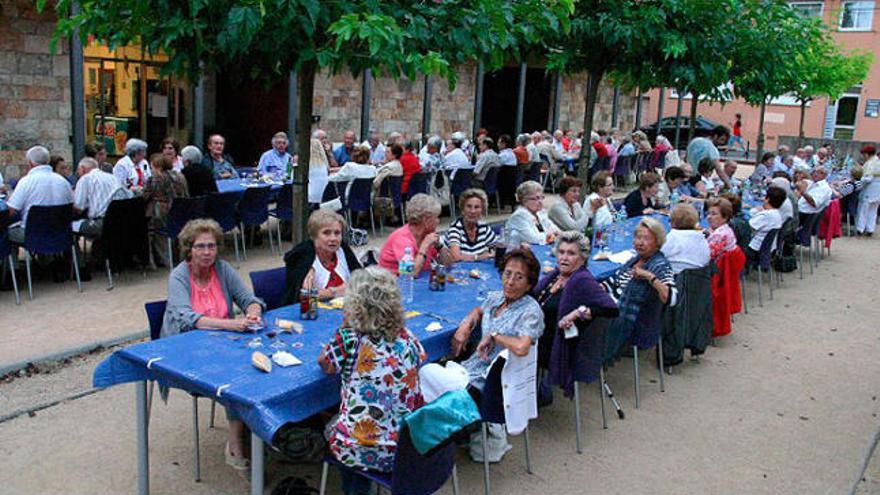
670,191,680,206
398,247,415,303
617,205,627,223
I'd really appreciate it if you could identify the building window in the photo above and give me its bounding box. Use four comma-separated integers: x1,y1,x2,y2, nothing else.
839,1,874,31
788,2,823,18
833,95,860,139
83,40,189,156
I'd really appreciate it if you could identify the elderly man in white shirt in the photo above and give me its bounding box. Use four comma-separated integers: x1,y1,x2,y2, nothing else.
113,138,150,191
797,167,833,216
362,129,386,165
257,131,293,177
443,134,473,179
748,186,786,255
73,157,132,235
6,146,74,244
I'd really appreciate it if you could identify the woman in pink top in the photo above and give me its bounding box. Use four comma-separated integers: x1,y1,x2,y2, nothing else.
379,194,452,276
705,197,738,261
161,219,265,478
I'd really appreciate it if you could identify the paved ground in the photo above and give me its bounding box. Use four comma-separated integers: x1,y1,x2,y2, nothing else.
1,194,879,494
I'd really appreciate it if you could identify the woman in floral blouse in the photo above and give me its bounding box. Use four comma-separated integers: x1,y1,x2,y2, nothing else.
318,266,426,495
704,197,738,261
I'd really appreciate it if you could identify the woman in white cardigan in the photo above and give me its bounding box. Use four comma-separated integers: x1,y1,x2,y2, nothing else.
505,180,558,245
583,171,617,229
548,175,591,233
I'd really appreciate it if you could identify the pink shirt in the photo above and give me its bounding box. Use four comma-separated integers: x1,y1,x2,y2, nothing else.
189,264,229,319
378,225,438,275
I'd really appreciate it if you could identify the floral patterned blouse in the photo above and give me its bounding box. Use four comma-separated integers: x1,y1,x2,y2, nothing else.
321,327,426,472
707,223,738,261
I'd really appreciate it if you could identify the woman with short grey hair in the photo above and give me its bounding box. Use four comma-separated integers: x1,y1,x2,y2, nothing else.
504,180,559,245
444,188,498,262
378,193,451,276
180,145,203,166
319,266,426,492
114,138,150,190
532,230,618,397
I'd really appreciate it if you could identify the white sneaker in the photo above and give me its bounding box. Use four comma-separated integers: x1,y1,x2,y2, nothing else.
225,442,251,480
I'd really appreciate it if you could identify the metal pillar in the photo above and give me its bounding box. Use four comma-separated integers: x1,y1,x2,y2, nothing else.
360,69,372,141
514,61,527,135
194,75,205,148
634,88,644,129
611,86,621,129
421,75,433,140
656,87,666,132
552,71,563,131
68,1,86,163
473,63,485,139
288,70,298,149
136,381,150,495
251,433,264,495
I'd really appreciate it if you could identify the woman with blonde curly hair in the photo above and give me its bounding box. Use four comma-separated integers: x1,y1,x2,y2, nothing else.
319,266,426,494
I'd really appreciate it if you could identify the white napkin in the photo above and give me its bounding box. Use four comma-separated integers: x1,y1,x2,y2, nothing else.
272,351,303,367
607,250,636,265
425,321,443,333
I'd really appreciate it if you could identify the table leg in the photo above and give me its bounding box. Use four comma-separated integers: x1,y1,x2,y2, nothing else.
136,381,150,495
251,433,264,495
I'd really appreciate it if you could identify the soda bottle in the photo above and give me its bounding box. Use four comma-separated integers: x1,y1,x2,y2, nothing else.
398,247,415,303
299,288,312,320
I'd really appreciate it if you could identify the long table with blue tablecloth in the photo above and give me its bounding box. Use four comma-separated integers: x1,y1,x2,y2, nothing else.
91,213,671,495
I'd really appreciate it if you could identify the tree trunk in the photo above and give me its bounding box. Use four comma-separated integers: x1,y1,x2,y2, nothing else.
688,95,698,143
293,60,317,244
756,98,767,167
656,87,666,143
577,70,602,200
797,99,807,148
673,89,684,149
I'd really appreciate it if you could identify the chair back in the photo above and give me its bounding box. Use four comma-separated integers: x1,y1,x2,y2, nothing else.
406,173,428,199
811,207,827,236
756,228,780,271
23,204,74,255
631,291,666,350
527,162,542,182
102,197,149,270
590,156,610,177
248,267,287,311
614,155,632,177
272,183,295,220
238,186,271,226
0,224,10,259
205,191,241,232
795,213,816,246
482,166,500,195
347,178,374,212
479,356,508,424
164,196,207,239
379,175,404,208
450,169,474,196
650,150,668,169
389,422,457,495
144,300,167,341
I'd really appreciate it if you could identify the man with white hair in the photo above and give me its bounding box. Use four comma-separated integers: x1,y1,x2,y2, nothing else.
362,129,386,165
258,132,292,177
179,145,217,197
6,146,74,243
419,136,445,174
313,129,340,168
527,132,542,163
443,133,473,179
552,129,565,154
113,138,150,190
797,166,833,216
73,157,132,235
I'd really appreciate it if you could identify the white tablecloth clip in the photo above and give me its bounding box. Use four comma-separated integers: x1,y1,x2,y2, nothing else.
146,357,163,369
216,384,231,398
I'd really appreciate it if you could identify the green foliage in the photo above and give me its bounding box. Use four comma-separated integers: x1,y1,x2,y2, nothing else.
45,0,573,88
791,40,873,104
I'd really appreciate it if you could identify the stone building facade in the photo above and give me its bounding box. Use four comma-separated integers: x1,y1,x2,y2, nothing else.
0,0,72,182
0,0,640,175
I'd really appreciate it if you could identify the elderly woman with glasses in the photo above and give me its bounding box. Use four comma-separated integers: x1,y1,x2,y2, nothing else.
533,231,619,399
282,209,363,305
505,180,559,245
319,267,426,495
444,188,498,262
379,194,452,276
601,217,677,357
449,248,544,462
114,138,150,191
161,218,265,477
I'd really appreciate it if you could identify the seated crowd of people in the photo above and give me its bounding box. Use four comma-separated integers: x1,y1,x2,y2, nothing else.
4,122,878,494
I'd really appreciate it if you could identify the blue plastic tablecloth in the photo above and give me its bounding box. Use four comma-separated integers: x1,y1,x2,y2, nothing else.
215,178,286,194
91,214,674,444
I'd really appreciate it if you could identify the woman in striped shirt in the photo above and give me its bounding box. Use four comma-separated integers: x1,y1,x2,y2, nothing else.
444,188,498,262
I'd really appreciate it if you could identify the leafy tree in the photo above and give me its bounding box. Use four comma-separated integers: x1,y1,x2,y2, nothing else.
789,39,872,146
729,0,823,163
45,0,572,239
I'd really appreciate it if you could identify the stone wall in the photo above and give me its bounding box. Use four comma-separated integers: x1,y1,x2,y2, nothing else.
0,0,71,181
558,73,638,135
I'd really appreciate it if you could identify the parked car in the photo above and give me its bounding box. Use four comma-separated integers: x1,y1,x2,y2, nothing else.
639,116,722,148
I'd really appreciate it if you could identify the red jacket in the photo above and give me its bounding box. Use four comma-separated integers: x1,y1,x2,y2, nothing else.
400,151,421,194
711,246,746,337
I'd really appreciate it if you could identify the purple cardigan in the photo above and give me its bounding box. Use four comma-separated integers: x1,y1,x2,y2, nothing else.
534,266,619,397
